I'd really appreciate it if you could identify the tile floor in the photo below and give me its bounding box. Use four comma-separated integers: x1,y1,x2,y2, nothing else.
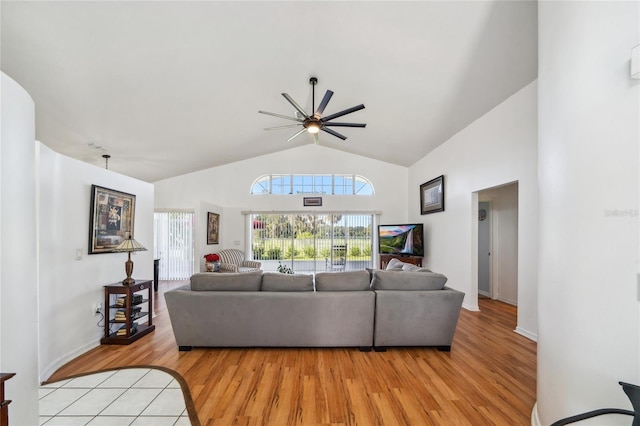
39,367,192,425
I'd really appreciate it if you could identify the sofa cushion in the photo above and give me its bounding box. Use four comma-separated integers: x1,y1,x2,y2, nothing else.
261,272,314,292
315,270,371,291
371,269,447,290
190,271,262,291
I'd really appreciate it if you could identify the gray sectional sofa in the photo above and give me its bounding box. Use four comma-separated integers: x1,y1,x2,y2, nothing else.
164,266,464,352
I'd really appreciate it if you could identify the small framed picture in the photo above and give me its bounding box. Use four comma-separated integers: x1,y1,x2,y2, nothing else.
207,212,219,245
420,175,445,215
303,197,322,207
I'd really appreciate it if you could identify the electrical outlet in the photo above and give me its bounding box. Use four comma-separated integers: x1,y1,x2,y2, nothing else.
94,302,103,316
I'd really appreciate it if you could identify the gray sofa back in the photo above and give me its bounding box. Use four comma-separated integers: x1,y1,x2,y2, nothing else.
165,284,375,348
164,268,464,351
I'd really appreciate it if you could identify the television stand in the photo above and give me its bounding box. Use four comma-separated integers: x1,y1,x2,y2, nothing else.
379,254,423,269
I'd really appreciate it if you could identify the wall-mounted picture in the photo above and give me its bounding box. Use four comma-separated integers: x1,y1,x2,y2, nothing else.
420,175,445,215
89,185,136,254
207,212,219,245
303,197,322,207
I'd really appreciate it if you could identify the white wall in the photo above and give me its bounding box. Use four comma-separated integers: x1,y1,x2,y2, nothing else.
408,81,538,339
38,144,155,381
1,72,40,425
154,144,408,264
536,2,639,424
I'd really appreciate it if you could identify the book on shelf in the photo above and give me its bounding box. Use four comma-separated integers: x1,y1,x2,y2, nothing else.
115,323,138,336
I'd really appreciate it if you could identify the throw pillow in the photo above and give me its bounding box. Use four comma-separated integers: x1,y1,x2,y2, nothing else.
399,263,432,273
385,258,406,270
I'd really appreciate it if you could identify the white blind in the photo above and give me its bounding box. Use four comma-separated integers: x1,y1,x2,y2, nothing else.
250,213,373,273
154,211,195,280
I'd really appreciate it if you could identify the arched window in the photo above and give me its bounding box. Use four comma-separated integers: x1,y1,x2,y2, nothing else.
250,174,374,195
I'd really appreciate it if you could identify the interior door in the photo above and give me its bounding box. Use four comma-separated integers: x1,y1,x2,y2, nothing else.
478,202,491,296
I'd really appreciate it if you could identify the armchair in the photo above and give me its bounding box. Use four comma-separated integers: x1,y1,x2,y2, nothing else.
217,249,262,273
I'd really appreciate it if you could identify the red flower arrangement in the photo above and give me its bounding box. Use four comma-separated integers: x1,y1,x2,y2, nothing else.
204,253,220,262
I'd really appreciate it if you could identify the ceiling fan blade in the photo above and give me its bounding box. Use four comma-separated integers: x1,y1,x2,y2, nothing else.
287,128,307,143
321,127,347,141
264,124,301,130
259,110,304,122
282,93,310,118
323,122,367,128
313,133,320,145
321,104,365,122
315,90,334,117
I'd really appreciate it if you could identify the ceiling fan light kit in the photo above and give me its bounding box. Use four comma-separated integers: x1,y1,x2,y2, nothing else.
259,77,366,144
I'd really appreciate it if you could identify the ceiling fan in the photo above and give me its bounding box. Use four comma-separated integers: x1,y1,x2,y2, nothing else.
258,77,366,144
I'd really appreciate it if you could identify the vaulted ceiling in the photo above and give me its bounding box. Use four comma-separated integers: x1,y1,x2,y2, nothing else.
1,1,537,183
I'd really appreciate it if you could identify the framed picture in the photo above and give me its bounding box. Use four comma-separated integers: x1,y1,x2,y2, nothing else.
420,175,445,215
89,185,136,254
303,197,322,207
207,212,219,245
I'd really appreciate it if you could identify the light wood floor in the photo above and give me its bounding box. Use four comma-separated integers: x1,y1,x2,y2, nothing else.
48,281,537,425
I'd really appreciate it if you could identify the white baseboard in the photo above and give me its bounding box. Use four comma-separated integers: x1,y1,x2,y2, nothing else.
498,297,517,306
478,290,491,298
462,302,480,312
39,339,100,384
515,326,538,342
531,402,541,426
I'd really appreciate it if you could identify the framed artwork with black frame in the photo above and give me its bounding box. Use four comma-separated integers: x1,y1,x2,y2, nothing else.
89,185,136,254
207,212,220,245
420,175,445,215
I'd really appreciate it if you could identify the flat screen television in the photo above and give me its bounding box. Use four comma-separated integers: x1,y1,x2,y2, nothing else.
378,224,424,257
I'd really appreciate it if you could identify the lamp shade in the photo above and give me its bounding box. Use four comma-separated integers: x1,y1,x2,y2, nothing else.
114,236,147,253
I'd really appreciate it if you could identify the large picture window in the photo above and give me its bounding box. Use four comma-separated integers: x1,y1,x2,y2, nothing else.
250,213,374,273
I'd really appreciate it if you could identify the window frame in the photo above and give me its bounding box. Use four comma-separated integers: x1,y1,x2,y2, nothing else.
250,174,374,195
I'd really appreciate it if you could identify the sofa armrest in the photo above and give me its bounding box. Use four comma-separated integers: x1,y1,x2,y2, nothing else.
242,260,262,269
219,262,239,273
373,288,465,348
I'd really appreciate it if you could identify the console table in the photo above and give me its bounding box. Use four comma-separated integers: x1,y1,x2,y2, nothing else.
379,254,423,269
101,280,155,345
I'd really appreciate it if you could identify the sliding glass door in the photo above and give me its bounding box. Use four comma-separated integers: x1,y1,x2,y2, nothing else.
251,213,373,273
154,211,195,280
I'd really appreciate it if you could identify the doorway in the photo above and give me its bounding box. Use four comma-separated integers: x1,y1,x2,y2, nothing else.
476,182,518,306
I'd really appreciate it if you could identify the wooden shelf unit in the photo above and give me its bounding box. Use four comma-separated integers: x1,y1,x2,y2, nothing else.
101,280,155,345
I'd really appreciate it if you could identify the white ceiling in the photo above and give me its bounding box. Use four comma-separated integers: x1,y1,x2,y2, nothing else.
1,1,537,183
